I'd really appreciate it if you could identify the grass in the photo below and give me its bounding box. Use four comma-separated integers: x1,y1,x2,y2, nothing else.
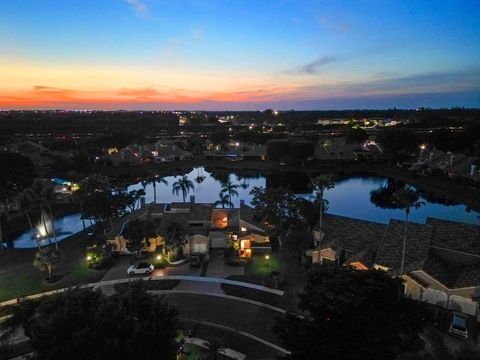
0,274,49,303
68,261,94,281
248,254,280,277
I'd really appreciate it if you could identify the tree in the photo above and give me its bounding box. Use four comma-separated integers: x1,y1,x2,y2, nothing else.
0,153,35,252
274,263,426,360
310,175,334,245
160,221,186,258
214,192,233,209
14,283,178,360
75,174,129,227
33,247,61,281
142,175,168,204
370,181,424,275
30,179,59,250
19,188,42,251
172,176,194,203
290,140,315,165
377,128,419,161
209,130,229,147
220,180,239,207
346,127,368,143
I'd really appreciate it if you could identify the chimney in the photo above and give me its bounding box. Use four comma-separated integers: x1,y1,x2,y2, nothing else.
190,195,195,203
471,164,478,176
240,199,245,207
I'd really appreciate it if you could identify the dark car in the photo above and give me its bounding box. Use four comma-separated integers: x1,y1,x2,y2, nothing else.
190,254,204,268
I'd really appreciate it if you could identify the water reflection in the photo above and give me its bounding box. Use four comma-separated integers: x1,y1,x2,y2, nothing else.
11,167,479,248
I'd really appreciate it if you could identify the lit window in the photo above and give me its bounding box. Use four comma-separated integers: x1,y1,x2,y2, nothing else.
241,227,247,232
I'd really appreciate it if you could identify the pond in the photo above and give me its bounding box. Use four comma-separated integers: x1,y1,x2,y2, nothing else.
10,166,479,248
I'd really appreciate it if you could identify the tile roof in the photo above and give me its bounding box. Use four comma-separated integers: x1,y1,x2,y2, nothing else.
427,218,480,256
422,248,480,288
375,220,433,273
240,204,266,231
321,214,386,252
189,203,213,222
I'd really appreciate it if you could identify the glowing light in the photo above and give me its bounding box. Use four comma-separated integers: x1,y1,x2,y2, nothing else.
265,255,270,260
156,255,162,261
86,255,92,261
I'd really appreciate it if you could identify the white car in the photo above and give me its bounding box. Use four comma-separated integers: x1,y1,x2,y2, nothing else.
127,262,154,276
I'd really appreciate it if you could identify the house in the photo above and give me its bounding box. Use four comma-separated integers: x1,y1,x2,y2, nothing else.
314,137,357,162
308,214,480,317
106,198,271,257
107,149,141,167
154,143,193,162
374,218,480,317
308,214,386,268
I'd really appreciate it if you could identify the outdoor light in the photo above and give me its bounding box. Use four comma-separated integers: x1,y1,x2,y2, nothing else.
420,144,426,150
265,255,270,260
157,255,162,261
86,256,92,261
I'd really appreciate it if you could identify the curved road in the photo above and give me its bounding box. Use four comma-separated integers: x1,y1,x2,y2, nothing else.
161,292,285,348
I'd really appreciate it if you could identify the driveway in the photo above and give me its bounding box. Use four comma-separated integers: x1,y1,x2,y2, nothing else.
206,250,244,278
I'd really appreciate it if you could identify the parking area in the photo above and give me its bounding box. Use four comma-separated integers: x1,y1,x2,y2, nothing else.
100,250,244,283
425,304,478,350
205,250,244,278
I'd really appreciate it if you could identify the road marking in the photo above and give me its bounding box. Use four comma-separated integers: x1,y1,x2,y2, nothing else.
179,318,291,355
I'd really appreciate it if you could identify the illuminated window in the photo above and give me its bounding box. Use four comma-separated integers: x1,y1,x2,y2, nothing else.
241,227,247,232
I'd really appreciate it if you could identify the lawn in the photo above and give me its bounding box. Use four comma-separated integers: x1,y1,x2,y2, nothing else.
0,273,51,303
0,230,106,304
248,253,281,277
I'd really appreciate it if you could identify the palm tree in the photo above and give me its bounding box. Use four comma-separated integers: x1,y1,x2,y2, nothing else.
370,181,424,276
172,176,194,203
141,175,167,204
19,188,42,252
40,180,59,250
310,174,334,246
214,192,233,209
220,180,239,208
33,247,61,281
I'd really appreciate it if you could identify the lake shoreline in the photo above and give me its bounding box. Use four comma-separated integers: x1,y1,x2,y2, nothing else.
105,159,480,212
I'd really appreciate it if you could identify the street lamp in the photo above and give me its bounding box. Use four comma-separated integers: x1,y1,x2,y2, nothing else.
419,144,426,158
265,254,270,266
156,254,162,261
86,255,92,261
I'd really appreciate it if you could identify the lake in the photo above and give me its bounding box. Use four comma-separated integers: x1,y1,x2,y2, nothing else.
10,166,479,248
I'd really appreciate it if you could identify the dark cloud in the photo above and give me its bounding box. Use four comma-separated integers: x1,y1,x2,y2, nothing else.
295,56,339,74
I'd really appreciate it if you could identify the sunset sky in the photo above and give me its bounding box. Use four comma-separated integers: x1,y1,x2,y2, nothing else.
0,0,479,110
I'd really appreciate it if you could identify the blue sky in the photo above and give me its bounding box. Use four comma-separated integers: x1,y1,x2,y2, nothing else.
0,0,479,109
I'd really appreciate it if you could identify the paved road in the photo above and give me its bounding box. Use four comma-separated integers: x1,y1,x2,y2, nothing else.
161,292,284,346
181,319,281,360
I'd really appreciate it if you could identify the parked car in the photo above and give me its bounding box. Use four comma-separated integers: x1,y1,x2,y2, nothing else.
190,253,204,268
127,262,154,275
449,312,468,339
